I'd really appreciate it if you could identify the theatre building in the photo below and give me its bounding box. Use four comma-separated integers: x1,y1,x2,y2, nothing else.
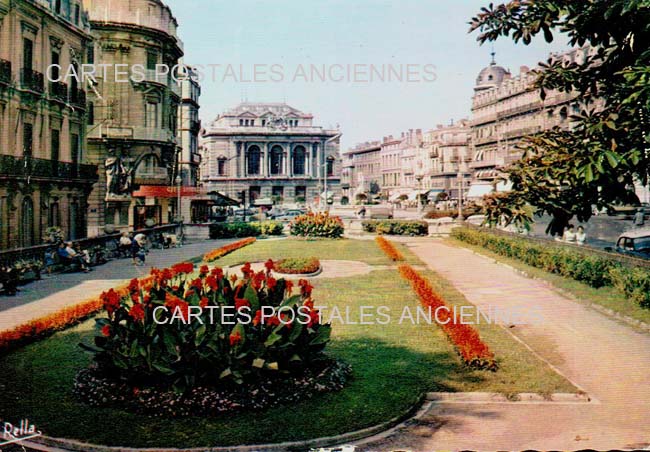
201,102,341,206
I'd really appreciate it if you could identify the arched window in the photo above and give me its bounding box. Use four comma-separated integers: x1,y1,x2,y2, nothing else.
247,145,261,175
270,145,284,175
292,146,306,175
326,156,335,176
21,197,35,247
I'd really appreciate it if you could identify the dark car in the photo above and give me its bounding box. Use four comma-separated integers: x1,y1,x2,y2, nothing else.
607,230,650,259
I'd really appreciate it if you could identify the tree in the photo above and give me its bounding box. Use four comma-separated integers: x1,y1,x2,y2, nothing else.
469,1,650,233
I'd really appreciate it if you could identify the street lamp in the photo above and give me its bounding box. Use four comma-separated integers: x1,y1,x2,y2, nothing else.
415,175,424,212
175,175,182,223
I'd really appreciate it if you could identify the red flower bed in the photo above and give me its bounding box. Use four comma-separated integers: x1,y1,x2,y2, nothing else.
376,236,404,262
204,237,256,262
398,264,497,370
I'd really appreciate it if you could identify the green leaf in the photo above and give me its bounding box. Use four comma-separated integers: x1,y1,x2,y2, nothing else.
309,324,332,346
264,332,283,347
243,285,260,311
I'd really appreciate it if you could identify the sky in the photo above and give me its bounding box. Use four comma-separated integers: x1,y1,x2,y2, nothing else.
164,0,572,149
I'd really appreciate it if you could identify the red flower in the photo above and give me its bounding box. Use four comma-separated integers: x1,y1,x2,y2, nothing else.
229,331,242,346
285,280,294,295
298,279,313,296
230,274,238,283
252,271,266,290
128,303,145,322
211,267,224,279
165,293,189,321
206,275,218,291
101,325,111,337
241,263,253,278
264,259,275,272
199,265,209,276
101,289,121,315
200,297,209,308
172,262,194,275
253,310,262,326
235,298,250,311
266,276,277,290
143,294,152,304
307,310,320,328
190,278,203,290
128,278,139,294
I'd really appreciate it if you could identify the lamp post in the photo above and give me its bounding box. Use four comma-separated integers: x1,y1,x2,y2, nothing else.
175,175,182,222
415,175,424,212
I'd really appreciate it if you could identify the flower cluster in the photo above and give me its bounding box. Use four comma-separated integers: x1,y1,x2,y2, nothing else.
398,264,497,370
375,236,405,262
289,211,344,238
273,257,321,275
203,237,256,262
87,260,332,392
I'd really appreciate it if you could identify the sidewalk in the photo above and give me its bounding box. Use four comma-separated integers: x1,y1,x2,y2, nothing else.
357,238,650,451
0,239,233,332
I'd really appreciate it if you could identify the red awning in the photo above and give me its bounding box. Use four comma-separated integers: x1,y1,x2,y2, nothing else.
132,186,204,198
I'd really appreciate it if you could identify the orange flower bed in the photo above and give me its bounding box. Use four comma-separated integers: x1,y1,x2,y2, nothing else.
398,264,497,370
203,237,256,262
375,236,404,262
0,284,129,353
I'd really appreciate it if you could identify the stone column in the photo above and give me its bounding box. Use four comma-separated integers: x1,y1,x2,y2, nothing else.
263,142,270,177
236,141,242,178
287,144,293,177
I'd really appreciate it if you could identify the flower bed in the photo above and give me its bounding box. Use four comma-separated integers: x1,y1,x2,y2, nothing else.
203,237,256,262
74,359,351,417
398,264,497,371
289,211,344,238
0,287,124,353
273,257,321,275
362,220,428,236
74,261,345,414
375,236,405,262
209,222,284,239
452,227,650,308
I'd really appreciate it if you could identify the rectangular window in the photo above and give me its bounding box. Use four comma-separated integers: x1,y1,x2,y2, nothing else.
51,51,60,80
70,133,80,164
74,4,80,24
51,129,60,162
23,123,33,157
146,102,158,128
23,38,33,71
146,51,158,71
55,0,62,14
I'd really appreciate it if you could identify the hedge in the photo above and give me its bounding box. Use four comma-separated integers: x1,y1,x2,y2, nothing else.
362,220,428,236
209,221,284,239
452,227,650,308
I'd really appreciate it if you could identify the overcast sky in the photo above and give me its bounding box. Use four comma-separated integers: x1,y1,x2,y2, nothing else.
164,0,571,149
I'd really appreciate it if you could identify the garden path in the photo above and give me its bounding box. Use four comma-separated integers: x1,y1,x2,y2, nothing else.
354,238,650,451
0,239,235,333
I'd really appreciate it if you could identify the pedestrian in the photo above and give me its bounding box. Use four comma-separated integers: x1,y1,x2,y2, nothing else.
132,235,146,266
358,206,367,219
563,224,577,243
576,226,587,245
634,208,645,228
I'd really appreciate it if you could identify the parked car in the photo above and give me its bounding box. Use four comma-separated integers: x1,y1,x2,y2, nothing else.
275,209,304,222
606,230,650,259
233,208,256,219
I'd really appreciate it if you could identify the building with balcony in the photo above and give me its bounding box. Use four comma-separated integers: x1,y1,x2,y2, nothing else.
178,65,201,187
379,134,403,199
0,0,98,250
425,120,471,201
83,0,184,234
469,49,589,190
341,141,381,203
201,102,341,206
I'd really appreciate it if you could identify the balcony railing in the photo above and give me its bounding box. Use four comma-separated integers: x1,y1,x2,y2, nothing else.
20,68,44,93
496,102,543,119
0,155,98,182
49,81,68,102
0,59,11,85
87,125,176,143
70,88,87,108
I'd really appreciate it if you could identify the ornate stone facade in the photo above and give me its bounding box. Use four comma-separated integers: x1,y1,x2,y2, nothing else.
0,0,98,249
201,103,341,206
83,0,184,234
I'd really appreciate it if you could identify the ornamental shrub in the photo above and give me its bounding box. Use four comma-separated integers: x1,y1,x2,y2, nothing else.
362,220,428,236
84,262,332,392
209,221,284,239
452,227,650,309
289,211,344,238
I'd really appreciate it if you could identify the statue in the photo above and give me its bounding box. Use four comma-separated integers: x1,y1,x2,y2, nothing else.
105,150,131,199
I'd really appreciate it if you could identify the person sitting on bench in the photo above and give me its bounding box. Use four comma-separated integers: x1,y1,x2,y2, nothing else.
57,242,89,272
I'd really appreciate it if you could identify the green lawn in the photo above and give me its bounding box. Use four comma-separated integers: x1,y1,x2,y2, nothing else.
448,237,650,326
0,238,575,448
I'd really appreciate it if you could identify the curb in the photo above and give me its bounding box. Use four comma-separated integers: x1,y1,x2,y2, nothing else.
426,391,594,404
24,396,428,452
463,247,650,334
